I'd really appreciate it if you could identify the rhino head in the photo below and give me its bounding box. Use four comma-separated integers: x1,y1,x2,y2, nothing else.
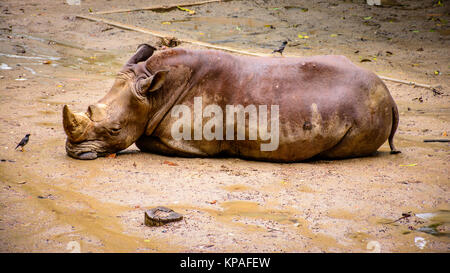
63,44,168,160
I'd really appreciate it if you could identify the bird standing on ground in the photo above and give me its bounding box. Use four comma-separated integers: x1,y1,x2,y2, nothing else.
272,41,288,55
15,134,30,151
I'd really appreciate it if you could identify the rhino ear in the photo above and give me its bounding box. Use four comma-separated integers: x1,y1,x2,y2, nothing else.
138,70,168,94
126,44,156,66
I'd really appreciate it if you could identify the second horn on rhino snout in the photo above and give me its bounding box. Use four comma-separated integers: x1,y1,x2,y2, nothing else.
88,104,107,122
63,105,91,143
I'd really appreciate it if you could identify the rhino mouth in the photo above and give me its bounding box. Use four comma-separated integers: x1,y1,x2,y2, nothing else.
76,151,98,160
65,139,108,160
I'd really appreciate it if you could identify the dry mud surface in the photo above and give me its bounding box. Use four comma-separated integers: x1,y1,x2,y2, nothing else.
0,0,449,252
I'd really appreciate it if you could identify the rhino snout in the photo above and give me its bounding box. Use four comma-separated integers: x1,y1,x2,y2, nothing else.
65,140,101,160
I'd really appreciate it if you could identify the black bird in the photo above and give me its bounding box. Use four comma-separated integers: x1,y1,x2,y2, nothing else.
15,134,30,151
272,41,288,55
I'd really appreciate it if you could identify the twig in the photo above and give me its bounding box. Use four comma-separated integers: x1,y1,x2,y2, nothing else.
378,75,435,90
423,139,450,143
383,212,412,224
93,0,223,15
76,14,271,57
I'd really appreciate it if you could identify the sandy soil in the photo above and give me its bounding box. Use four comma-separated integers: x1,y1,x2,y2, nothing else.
0,0,448,253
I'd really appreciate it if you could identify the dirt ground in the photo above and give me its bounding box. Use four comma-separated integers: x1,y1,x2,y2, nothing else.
0,0,448,253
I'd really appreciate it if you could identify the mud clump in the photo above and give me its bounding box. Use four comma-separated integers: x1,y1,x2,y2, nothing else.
144,206,183,227
156,36,181,48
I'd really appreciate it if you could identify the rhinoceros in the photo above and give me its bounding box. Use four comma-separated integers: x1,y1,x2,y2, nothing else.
63,44,399,161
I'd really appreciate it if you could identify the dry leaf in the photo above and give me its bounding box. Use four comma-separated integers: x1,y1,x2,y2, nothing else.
163,160,178,166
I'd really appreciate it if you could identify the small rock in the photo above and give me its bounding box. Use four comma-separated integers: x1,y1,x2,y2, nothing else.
414,236,426,249
144,206,183,227
13,45,26,54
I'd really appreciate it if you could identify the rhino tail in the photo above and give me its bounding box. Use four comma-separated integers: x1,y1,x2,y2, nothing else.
389,105,401,154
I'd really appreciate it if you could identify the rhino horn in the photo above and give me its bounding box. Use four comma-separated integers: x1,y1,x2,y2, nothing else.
88,104,107,122
63,105,91,142
125,44,156,66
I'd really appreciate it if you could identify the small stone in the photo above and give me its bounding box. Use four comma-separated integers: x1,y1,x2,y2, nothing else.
144,206,183,227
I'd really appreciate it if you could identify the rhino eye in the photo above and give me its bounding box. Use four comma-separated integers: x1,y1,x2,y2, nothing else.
107,127,121,136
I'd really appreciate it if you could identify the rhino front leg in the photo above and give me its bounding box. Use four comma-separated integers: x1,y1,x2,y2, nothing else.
135,135,208,157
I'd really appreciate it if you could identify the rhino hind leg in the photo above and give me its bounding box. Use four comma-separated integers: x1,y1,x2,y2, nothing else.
318,128,376,159
320,115,395,159
317,127,363,159
321,78,400,159
318,115,393,160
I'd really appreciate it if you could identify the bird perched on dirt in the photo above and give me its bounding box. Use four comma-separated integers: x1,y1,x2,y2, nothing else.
15,134,30,151
272,41,288,55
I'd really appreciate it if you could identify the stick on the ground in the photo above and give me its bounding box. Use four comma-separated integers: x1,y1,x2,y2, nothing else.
423,139,450,143
93,0,223,15
383,213,412,225
378,75,435,89
76,14,272,57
